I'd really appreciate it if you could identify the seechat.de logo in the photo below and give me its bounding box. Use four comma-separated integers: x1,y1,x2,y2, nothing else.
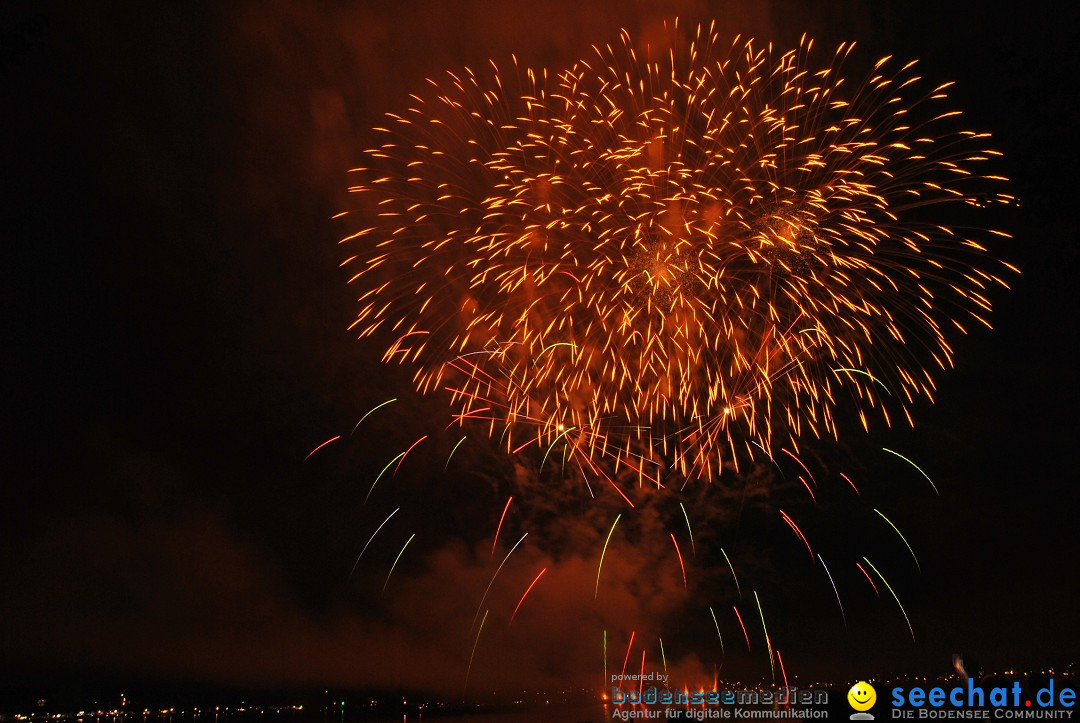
849,681,879,720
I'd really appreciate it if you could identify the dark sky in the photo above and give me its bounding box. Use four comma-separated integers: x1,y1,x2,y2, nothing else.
3,0,1079,702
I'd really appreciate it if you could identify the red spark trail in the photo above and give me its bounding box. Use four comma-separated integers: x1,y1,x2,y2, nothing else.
799,476,817,503
779,509,815,559
304,435,340,461
856,562,880,597
733,606,751,651
777,650,791,701
492,496,513,557
670,533,688,589
393,435,427,475
509,567,547,623
781,448,817,487
620,631,635,680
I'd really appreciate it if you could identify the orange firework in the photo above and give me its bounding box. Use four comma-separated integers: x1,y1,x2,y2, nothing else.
341,21,1014,488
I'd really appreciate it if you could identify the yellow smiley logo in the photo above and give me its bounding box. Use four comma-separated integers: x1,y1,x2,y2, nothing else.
848,681,877,711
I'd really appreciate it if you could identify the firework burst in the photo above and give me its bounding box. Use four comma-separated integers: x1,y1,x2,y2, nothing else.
342,21,1014,486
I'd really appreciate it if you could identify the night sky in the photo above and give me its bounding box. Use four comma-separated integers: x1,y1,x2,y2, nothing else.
3,0,1079,702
